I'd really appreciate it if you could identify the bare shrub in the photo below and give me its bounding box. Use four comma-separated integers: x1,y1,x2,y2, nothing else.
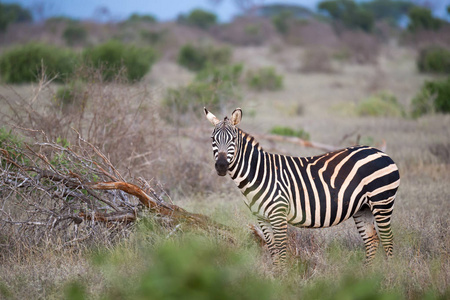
402,24,450,49
429,143,450,164
153,22,219,60
0,128,233,260
285,20,340,48
210,16,280,46
0,132,140,251
0,65,164,173
300,47,335,73
339,30,381,64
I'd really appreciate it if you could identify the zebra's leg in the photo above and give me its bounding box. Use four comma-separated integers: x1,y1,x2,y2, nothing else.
370,195,395,258
268,208,288,265
257,218,276,257
353,205,380,264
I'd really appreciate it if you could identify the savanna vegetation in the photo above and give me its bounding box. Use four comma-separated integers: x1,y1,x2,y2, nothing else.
0,1,449,299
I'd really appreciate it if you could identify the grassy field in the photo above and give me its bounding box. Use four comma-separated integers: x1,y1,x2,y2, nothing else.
0,22,449,299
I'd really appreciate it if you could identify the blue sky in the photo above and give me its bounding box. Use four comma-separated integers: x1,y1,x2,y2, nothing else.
3,0,449,22
2,0,323,22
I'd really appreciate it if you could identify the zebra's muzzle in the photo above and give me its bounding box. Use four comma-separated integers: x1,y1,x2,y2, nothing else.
215,153,229,176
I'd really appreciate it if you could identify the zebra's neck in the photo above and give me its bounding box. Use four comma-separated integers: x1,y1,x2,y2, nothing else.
228,129,264,189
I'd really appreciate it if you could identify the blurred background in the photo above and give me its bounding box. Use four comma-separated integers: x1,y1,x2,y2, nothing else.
0,0,449,299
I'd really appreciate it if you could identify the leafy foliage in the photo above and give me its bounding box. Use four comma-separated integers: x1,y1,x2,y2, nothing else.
246,67,283,91
83,40,156,81
127,13,157,23
357,91,405,117
0,43,78,83
82,232,275,300
270,126,310,140
360,0,413,24
417,46,450,74
412,78,450,118
408,7,442,32
177,43,231,72
0,128,24,163
318,0,374,32
0,3,32,32
178,8,217,29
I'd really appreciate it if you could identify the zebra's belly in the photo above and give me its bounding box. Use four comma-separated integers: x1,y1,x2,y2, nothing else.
286,193,368,228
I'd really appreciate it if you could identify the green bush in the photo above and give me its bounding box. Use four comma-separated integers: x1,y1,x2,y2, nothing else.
179,9,217,29
162,64,242,124
83,234,274,300
177,44,231,72
0,3,32,32
83,40,156,81
246,67,283,91
163,82,231,125
0,43,78,83
417,46,450,74
412,77,450,117
356,91,405,117
318,0,374,32
408,6,442,32
63,23,88,46
127,13,157,23
139,29,166,44
270,126,310,140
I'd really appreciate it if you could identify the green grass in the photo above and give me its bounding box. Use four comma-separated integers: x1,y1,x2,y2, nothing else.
270,125,310,140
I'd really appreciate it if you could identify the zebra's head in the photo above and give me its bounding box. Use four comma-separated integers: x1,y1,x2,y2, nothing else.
204,107,242,176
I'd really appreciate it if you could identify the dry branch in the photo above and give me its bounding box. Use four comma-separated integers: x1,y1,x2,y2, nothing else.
0,129,232,249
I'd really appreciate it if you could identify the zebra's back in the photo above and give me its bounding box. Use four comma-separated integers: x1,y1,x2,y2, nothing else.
284,146,400,228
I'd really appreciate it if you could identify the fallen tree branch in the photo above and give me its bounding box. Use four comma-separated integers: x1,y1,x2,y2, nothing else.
0,129,234,248
252,134,341,153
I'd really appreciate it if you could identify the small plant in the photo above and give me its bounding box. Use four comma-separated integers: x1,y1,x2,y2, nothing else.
0,43,78,83
140,29,166,44
246,67,283,91
417,46,450,74
270,126,310,140
62,23,88,46
195,63,243,85
54,81,87,114
356,91,405,117
411,78,450,118
177,43,231,72
0,128,24,163
83,40,156,81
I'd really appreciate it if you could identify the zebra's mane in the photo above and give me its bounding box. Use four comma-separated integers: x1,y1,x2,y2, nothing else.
238,128,263,151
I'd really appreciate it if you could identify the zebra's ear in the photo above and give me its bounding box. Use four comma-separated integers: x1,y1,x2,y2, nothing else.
204,107,220,126
231,108,242,126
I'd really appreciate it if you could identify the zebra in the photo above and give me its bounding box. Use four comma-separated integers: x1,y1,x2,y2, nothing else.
204,107,400,265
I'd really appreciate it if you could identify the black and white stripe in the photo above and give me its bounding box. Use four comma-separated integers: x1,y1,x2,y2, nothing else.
205,108,400,264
